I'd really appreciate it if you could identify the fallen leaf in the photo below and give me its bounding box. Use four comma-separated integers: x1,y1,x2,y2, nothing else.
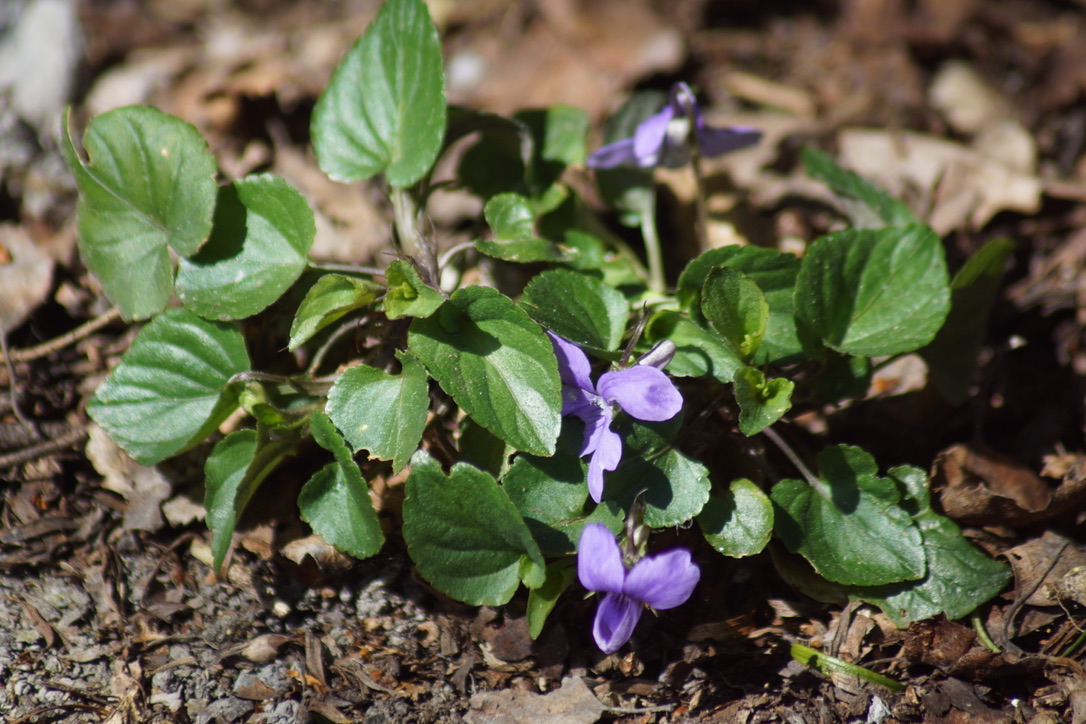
85,424,170,533
464,676,606,724
1004,531,1086,607
0,224,53,333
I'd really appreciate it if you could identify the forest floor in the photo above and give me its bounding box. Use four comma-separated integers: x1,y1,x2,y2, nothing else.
5,0,1086,721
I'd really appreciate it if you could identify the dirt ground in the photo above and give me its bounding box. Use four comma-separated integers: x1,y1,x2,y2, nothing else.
6,0,1086,721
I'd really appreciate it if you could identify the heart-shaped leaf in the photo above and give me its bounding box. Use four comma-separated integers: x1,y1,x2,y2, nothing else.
521,268,629,352
289,273,380,351
311,0,445,187
384,259,444,320
698,478,774,558
734,366,794,436
702,266,769,361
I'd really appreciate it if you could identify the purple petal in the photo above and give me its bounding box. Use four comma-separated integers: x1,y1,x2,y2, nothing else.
695,125,762,157
585,414,622,502
596,366,683,422
586,139,639,169
562,384,601,419
632,106,674,165
577,523,625,593
593,593,642,654
623,548,700,610
548,332,594,391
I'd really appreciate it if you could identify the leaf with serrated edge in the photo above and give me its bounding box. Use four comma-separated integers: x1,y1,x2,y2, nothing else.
604,447,711,528
384,259,444,320
299,411,385,559
698,478,774,558
326,353,429,473
521,269,629,352
770,445,925,586
409,286,561,455
176,174,315,320
311,0,445,187
794,226,950,357
702,266,769,361
403,451,545,605
734,366,794,436
88,308,250,465
62,106,217,320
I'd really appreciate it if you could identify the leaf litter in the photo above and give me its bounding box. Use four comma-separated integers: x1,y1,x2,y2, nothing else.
6,0,1086,721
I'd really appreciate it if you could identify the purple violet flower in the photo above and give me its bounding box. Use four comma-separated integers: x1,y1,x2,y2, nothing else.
548,333,682,503
578,523,700,654
587,82,761,170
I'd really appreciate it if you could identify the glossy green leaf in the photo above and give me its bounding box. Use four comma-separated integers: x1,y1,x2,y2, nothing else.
205,428,297,570
299,411,385,559
770,445,925,586
88,308,249,465
383,259,444,320
521,269,629,352
702,266,769,361
311,0,445,187
922,237,1014,404
325,353,429,473
527,561,576,639
289,273,380,351
794,226,951,356
733,366,794,436
803,147,918,229
176,174,315,320
604,447,711,528
409,286,561,456
502,430,622,555
646,311,743,384
677,246,802,364
698,478,774,558
850,466,1012,627
62,106,217,320
402,451,546,605
476,192,576,263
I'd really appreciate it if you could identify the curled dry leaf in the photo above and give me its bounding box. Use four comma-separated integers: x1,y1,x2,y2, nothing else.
1004,531,1086,607
0,224,53,334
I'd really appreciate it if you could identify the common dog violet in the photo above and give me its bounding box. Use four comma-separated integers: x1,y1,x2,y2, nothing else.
578,523,700,653
586,82,761,170
548,332,682,503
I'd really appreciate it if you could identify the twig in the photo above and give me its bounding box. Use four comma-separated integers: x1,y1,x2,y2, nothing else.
0,426,87,470
0,307,122,363
0,332,39,440
762,426,819,487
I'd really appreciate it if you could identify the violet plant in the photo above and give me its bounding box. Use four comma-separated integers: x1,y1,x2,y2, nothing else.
64,0,1012,662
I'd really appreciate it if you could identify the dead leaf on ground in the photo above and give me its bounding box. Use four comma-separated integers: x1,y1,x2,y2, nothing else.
0,224,54,333
464,676,606,724
84,424,170,533
1004,531,1086,607
933,444,1086,526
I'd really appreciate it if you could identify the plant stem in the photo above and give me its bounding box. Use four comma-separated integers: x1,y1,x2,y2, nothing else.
390,186,438,288
690,150,710,252
639,190,666,295
762,426,820,487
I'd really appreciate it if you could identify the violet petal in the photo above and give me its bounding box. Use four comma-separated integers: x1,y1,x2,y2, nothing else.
593,592,642,654
695,125,762,157
577,523,625,593
585,418,622,502
624,548,700,610
597,366,683,422
632,105,674,164
548,332,595,391
586,138,639,169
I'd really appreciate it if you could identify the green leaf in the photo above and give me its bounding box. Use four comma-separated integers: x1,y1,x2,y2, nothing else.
383,259,444,320
849,466,1011,627
88,308,249,465
457,116,533,199
176,174,315,320
311,0,445,187
922,237,1014,404
791,644,905,692
677,246,802,365
205,428,297,570
502,429,622,555
770,445,925,586
702,267,769,361
802,148,918,229
289,273,380,351
604,448,711,528
299,411,385,559
698,478,774,557
733,366,794,436
402,451,546,605
325,352,429,473
794,226,951,357
527,561,576,639
62,106,217,320
521,269,629,352
409,286,561,455
476,193,576,263
645,311,743,384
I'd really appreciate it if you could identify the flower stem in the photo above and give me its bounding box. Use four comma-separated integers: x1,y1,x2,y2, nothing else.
690,149,710,252
762,426,820,488
638,190,666,295
390,186,438,288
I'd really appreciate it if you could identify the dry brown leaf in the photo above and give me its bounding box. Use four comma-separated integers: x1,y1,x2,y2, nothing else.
0,224,53,333
84,424,170,533
464,676,606,724
1004,531,1086,607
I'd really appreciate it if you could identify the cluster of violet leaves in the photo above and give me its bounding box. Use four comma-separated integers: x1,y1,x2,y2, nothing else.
64,0,1014,659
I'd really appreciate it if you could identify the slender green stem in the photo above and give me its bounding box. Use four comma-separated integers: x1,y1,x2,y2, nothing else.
762,426,820,488
639,190,666,295
690,150,710,252
971,610,1002,653
308,261,384,277
1059,625,1086,658
390,186,437,288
